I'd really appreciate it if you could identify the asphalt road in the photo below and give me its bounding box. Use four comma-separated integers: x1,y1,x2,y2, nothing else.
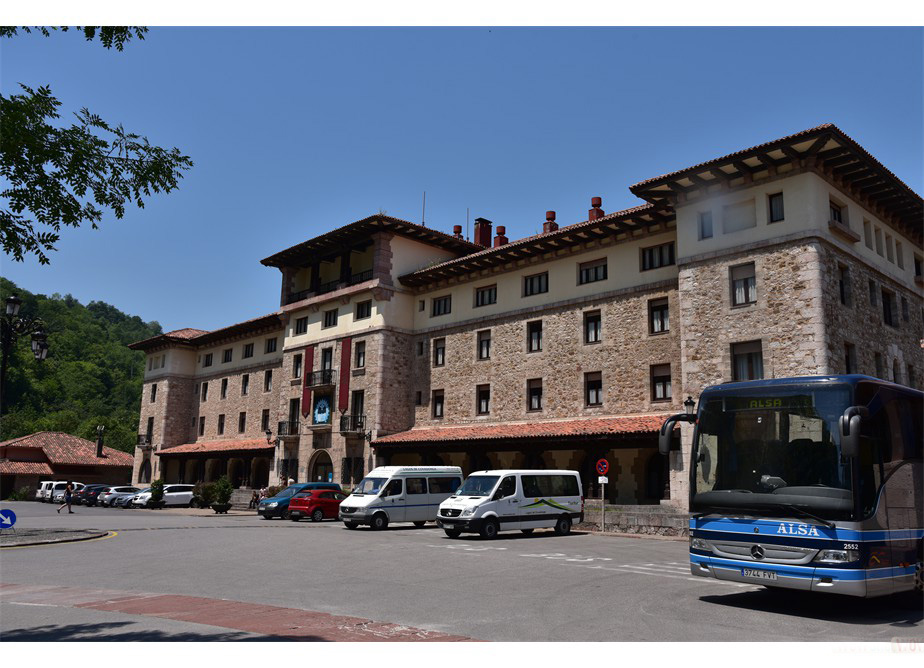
1,501,920,642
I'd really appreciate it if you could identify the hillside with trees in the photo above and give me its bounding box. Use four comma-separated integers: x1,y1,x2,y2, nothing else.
0,277,161,452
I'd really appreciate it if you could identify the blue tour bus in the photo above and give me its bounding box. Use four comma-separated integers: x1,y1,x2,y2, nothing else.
660,375,922,597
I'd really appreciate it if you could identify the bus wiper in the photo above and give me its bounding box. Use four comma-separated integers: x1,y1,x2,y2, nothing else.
774,503,835,529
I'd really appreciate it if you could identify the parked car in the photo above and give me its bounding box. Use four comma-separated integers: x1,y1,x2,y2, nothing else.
130,489,152,507
111,493,136,508
131,484,195,508
258,483,342,519
36,481,55,502
99,486,139,507
73,484,108,505
289,489,348,522
83,484,111,507
51,482,85,503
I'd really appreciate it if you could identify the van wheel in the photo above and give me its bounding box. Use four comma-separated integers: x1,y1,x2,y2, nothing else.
480,519,499,539
371,513,388,530
311,509,324,522
444,529,462,538
413,521,426,527
521,529,534,535
344,521,359,529
554,516,572,536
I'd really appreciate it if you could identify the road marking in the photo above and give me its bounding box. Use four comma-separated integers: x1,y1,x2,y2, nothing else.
571,562,759,589
425,544,507,552
0,531,118,550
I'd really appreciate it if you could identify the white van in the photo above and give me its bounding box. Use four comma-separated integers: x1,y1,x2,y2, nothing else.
437,470,584,539
339,466,463,530
36,481,55,501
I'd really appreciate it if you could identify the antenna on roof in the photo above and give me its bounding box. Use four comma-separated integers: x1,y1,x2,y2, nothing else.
421,191,426,227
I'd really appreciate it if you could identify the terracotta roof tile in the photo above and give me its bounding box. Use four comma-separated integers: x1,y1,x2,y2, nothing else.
163,328,209,339
372,414,668,446
0,460,54,475
0,432,133,467
156,438,276,456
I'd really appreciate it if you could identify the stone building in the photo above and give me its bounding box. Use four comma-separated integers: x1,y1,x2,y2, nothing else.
129,124,922,509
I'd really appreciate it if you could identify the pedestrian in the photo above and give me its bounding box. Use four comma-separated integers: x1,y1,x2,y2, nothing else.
57,481,74,514
249,490,259,509
259,487,266,501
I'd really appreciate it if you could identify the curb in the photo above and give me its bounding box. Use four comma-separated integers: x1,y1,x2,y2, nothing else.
0,530,111,549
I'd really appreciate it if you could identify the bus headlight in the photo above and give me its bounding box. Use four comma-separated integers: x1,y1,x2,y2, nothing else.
461,507,476,516
813,549,859,563
690,537,710,551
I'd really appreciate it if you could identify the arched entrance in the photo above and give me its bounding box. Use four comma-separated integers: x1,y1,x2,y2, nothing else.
139,458,151,484
205,459,220,482
309,451,333,483
228,459,245,488
251,458,270,489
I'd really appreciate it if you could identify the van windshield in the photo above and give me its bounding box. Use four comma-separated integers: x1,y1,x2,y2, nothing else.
456,476,500,497
352,477,387,495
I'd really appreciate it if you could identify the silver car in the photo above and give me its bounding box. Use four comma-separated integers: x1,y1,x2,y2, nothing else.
99,486,139,507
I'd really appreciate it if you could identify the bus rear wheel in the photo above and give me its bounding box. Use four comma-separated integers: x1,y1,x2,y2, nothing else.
554,516,572,536
370,513,388,530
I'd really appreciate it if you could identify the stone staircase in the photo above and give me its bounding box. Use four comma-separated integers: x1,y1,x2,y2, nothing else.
577,501,688,537
230,488,258,511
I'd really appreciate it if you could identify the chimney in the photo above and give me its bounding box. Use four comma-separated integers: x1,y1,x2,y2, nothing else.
543,211,558,233
588,196,605,221
452,225,464,240
493,226,508,247
473,217,493,247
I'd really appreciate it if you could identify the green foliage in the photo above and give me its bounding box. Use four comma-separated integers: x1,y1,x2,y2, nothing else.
193,482,217,507
214,476,234,505
150,479,164,503
7,486,33,501
0,26,192,265
264,485,283,499
0,278,161,452
0,27,147,51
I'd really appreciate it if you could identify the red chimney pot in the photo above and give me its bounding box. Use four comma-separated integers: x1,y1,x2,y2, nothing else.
589,197,605,221
543,211,558,233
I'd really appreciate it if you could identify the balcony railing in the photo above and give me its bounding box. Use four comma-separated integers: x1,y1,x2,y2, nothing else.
349,269,373,285
278,420,300,437
340,414,366,433
284,268,375,305
306,369,335,387
138,434,152,446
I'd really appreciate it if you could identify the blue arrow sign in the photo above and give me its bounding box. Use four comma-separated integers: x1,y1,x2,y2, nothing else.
0,509,17,528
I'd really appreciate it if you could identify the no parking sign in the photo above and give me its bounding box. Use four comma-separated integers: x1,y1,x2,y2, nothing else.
595,459,609,476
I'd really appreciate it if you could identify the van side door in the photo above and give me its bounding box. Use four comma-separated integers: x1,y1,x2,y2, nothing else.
493,475,520,531
405,477,429,521
381,478,406,521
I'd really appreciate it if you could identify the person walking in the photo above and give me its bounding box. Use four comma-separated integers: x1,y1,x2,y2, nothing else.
57,481,74,514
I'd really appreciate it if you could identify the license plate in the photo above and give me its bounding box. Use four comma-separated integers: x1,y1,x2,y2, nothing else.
741,568,778,581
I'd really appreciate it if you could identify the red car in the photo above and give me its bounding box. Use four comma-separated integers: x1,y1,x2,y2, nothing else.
289,489,347,522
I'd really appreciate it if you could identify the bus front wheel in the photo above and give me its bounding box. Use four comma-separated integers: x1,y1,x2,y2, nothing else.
370,513,389,530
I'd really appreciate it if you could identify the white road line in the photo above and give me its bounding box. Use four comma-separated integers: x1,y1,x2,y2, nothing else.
571,563,757,589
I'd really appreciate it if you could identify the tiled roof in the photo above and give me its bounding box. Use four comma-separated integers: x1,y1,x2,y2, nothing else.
164,328,209,339
0,432,133,467
129,314,283,351
156,438,276,456
0,460,54,475
372,414,668,446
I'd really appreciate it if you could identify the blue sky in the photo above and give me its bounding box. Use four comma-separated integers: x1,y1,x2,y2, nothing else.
2,26,921,332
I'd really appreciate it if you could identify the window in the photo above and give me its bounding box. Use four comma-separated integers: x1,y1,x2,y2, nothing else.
261,409,270,432
323,309,338,328
845,343,857,375
527,379,543,411
578,259,607,285
585,372,603,406
203,353,213,368
351,390,364,416
432,295,451,316
220,378,228,399
415,391,422,406
406,478,427,495
651,364,672,401
477,330,491,360
896,242,904,269
238,412,246,433
475,285,497,307
432,390,444,419
732,341,764,381
223,348,233,363
908,365,917,389
150,384,157,403
417,341,424,356
429,477,462,494
863,220,873,249
649,298,669,334
641,242,675,270
295,316,309,335
901,296,909,321
730,263,757,306
869,279,878,306
527,320,542,352
893,360,901,384
838,265,852,307
914,254,923,279
768,193,784,223
265,338,277,354
264,369,272,392
419,300,425,312
293,353,303,379
874,227,883,256
148,357,153,371
146,416,154,440
882,289,896,327
199,416,205,436
723,199,756,233
433,339,445,367
886,235,895,263
698,211,713,240
243,343,254,359
201,382,208,401
830,202,843,224
523,272,548,296
217,414,225,435
241,374,249,396
874,352,884,379
477,385,490,415
584,311,601,344
355,300,372,320
355,341,366,368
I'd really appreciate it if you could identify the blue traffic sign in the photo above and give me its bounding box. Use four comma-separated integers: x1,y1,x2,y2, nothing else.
0,509,17,529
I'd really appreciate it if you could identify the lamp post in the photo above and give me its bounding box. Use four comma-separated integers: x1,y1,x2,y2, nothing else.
684,396,696,416
1,294,49,414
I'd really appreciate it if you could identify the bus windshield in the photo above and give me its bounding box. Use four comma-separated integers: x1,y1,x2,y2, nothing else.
456,476,500,497
352,477,387,495
693,384,854,520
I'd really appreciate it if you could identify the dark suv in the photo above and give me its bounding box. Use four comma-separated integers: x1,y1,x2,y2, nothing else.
78,484,111,506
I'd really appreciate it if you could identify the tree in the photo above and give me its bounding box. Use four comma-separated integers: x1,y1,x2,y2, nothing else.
0,27,193,264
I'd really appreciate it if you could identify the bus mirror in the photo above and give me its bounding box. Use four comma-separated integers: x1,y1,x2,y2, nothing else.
659,413,695,455
838,406,868,459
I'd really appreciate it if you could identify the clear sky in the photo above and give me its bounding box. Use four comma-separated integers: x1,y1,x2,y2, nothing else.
2,26,921,333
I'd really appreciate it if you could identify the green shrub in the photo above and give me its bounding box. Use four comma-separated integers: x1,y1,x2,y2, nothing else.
7,486,32,501
214,476,233,505
192,482,216,507
264,485,283,499
150,478,164,503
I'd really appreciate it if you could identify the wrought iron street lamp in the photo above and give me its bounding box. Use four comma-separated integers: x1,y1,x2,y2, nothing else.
684,396,696,415
1,294,50,413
